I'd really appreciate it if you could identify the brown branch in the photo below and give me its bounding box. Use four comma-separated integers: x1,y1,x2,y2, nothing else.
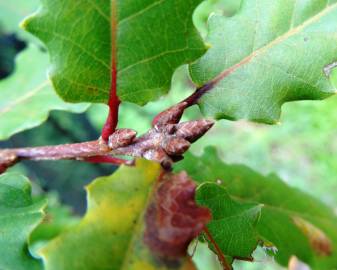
0,88,215,173
0,119,213,172
110,119,213,169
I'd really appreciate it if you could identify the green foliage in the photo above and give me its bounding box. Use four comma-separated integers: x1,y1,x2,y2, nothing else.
0,173,46,270
30,194,80,256
0,45,88,140
196,183,261,260
22,0,206,104
190,0,337,124
1,1,337,270
176,147,337,269
190,95,337,207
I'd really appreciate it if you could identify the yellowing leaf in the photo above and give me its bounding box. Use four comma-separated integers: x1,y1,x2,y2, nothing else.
40,160,195,270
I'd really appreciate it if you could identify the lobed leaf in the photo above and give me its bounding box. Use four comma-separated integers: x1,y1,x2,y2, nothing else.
0,173,46,270
190,0,337,124
0,45,88,140
175,147,337,269
196,183,261,261
22,0,206,105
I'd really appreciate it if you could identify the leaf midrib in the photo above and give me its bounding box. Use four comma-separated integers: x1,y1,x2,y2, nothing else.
208,3,337,88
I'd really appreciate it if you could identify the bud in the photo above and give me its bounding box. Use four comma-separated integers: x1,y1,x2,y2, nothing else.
142,148,172,170
108,128,137,149
0,151,18,174
175,119,214,142
162,137,190,156
152,102,188,127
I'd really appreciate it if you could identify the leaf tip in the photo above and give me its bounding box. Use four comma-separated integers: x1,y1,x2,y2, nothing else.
205,42,212,49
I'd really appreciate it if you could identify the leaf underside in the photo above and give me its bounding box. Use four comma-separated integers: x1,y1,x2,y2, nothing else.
190,0,337,124
22,0,206,105
0,173,46,270
175,147,337,269
0,45,88,141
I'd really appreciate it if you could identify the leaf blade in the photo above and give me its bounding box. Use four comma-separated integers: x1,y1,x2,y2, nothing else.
190,0,337,123
0,173,46,270
0,45,88,140
196,182,261,260
22,0,206,104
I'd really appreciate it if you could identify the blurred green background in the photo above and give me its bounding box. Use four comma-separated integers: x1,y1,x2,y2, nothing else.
0,0,336,269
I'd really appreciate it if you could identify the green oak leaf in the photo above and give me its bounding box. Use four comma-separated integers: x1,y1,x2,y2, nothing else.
39,159,193,270
0,173,46,270
196,183,261,261
190,0,337,124
22,0,206,104
0,45,88,140
175,147,337,269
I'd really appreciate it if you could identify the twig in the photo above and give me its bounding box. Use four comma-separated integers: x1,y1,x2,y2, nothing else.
0,88,215,173
111,119,213,169
0,118,213,172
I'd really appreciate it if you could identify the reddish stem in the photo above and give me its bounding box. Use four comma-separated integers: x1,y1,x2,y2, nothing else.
101,65,120,141
101,2,119,141
203,227,232,270
183,82,215,106
84,155,133,166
